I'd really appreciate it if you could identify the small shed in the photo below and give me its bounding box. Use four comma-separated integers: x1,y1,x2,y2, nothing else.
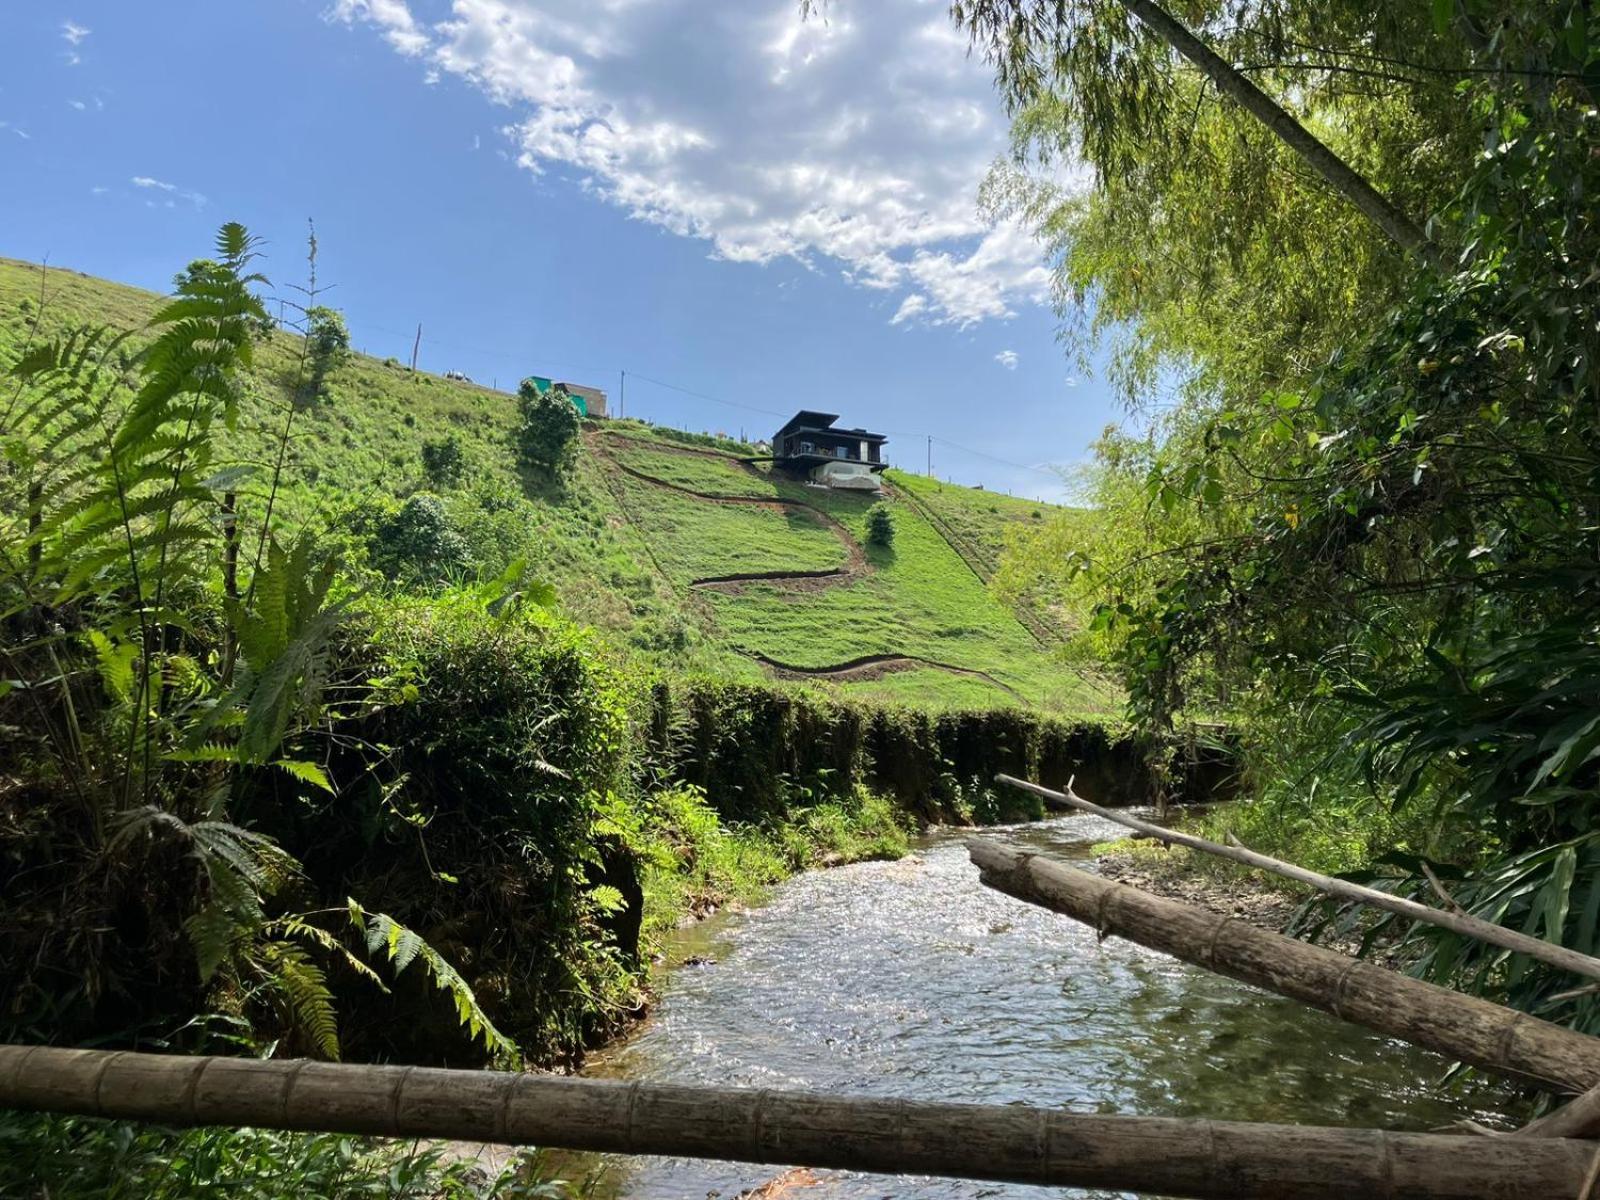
524,376,609,418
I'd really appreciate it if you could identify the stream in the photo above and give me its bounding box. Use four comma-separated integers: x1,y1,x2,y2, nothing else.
580,812,1520,1198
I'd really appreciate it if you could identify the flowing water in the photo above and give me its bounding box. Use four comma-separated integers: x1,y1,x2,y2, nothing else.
581,812,1521,1198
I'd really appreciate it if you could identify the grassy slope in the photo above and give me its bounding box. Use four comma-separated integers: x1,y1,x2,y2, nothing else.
0,256,1107,715
599,427,1103,712
891,469,1075,568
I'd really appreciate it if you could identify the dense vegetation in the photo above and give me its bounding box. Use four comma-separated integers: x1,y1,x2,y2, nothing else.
970,0,1600,1029
0,223,1144,1192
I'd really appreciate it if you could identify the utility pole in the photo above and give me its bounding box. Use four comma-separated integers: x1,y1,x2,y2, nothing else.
410,323,422,372
926,436,932,477
620,369,627,419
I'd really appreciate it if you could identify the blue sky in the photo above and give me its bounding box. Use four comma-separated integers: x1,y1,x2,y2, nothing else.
0,0,1121,502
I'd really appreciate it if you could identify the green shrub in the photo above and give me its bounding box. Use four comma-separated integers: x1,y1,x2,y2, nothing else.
422,433,466,487
516,380,580,472
866,502,895,548
0,1111,573,1199
343,597,638,1062
306,305,351,378
357,492,471,585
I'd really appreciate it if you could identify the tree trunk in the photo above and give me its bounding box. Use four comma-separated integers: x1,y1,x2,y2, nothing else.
1120,0,1430,254
1,1044,1596,1199
968,837,1600,1093
995,773,1600,982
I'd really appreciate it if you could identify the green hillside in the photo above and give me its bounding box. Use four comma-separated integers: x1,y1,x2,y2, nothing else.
0,256,1106,715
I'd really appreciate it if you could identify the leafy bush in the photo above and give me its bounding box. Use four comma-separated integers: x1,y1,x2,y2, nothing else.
422,433,466,487
516,380,580,473
344,595,639,1062
356,492,472,585
866,502,895,548
0,1111,572,1199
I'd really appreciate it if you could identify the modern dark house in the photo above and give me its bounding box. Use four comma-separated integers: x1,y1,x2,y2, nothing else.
771,410,888,491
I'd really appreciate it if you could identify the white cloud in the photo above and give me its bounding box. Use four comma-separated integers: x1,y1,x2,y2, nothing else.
62,21,91,46
994,349,1019,370
325,0,429,56
327,0,1060,328
1,122,30,140
69,99,87,111
890,293,929,326
131,175,208,208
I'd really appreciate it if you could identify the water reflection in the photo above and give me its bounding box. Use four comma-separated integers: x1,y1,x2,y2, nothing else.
580,813,1520,1198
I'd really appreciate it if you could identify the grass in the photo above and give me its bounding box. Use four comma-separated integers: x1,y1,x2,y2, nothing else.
601,437,775,498
705,485,1105,711
0,254,1108,716
608,467,847,582
890,468,1074,569
635,784,911,949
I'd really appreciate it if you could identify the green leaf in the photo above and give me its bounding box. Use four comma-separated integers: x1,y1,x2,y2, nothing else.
273,759,335,793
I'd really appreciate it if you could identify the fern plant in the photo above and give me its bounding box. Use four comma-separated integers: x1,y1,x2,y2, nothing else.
0,225,519,1066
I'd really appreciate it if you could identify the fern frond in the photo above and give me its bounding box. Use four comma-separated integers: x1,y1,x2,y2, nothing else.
261,942,340,1061
263,917,388,990
272,758,334,793
350,906,521,1066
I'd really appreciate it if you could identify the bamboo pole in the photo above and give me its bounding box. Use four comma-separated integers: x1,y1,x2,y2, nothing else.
996,772,1600,983
1,1045,1596,1200
968,837,1600,1093
1520,1082,1600,1140
1115,0,1430,254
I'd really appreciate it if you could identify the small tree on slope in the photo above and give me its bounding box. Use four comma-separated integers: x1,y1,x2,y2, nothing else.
866,502,895,548
516,380,580,473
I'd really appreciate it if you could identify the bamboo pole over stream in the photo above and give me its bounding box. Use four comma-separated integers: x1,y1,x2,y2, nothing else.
2,1044,1598,1200
995,772,1600,983
968,838,1600,1093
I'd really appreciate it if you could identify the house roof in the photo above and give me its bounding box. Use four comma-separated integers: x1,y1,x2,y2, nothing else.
775,410,841,440
774,410,887,443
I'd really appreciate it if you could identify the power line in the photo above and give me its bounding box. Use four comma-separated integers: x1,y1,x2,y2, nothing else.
624,371,790,420
349,313,1069,486
927,436,1067,482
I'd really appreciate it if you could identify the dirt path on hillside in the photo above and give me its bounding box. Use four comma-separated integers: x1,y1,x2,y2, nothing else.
585,430,1026,704
586,430,869,591
744,651,1028,703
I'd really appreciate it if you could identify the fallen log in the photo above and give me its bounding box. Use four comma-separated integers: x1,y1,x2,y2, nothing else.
996,772,1600,983
968,838,1600,1093
1519,1082,1600,1140
0,1044,1596,1200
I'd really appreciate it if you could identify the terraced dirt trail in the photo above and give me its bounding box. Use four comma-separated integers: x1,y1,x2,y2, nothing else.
585,429,1028,704
746,651,1028,703
585,430,867,591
